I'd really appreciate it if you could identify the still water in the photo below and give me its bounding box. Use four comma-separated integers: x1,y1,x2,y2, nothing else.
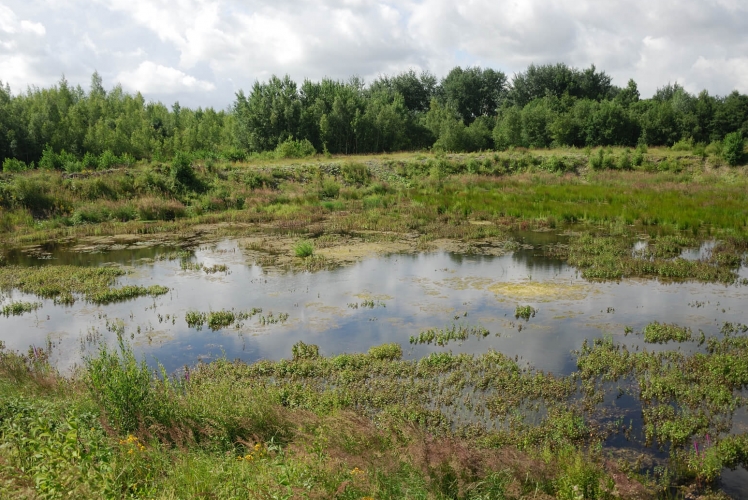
1,237,746,376
3,236,748,494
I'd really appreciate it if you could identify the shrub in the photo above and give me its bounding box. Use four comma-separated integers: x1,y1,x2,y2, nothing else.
293,240,314,258
722,131,745,166
222,147,247,162
291,341,319,360
170,153,200,191
588,149,604,171
368,343,403,361
274,138,316,159
136,197,185,221
2,158,26,173
616,151,632,170
341,162,371,185
82,152,98,170
38,146,62,170
98,150,119,170
671,138,694,151
318,178,340,199
85,338,155,432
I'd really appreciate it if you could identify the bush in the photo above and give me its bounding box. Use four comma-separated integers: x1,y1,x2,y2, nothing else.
85,338,156,432
98,150,119,170
170,152,200,190
274,138,316,159
318,178,340,199
588,149,604,171
38,146,61,170
671,138,694,151
616,151,632,170
722,131,745,166
2,158,26,173
82,152,98,170
341,162,371,185
222,147,247,162
136,197,186,220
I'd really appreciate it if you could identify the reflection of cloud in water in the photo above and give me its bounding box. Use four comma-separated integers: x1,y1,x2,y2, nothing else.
1,240,747,377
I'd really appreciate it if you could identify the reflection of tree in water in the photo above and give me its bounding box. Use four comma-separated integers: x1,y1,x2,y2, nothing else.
4,244,186,267
511,248,566,274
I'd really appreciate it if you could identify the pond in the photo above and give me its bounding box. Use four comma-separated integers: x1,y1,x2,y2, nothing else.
3,233,748,494
1,234,746,375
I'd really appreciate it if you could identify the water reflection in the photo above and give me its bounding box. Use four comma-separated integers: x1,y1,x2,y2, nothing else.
1,239,746,378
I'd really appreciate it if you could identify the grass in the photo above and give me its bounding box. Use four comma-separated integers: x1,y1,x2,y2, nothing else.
184,308,263,331
293,239,314,258
6,324,748,498
0,148,746,247
0,266,170,305
1,300,41,316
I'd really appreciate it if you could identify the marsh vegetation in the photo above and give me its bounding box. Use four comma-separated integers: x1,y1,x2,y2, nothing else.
0,64,748,498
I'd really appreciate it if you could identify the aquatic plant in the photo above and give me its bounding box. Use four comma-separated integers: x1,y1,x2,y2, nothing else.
642,321,693,343
409,324,490,346
514,305,536,321
293,240,314,258
184,307,263,331
1,301,41,316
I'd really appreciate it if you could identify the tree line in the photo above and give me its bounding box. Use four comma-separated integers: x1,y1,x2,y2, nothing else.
1,63,747,170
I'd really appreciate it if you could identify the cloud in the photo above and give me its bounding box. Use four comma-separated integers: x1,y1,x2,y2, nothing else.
116,61,216,93
2,0,748,106
0,4,50,89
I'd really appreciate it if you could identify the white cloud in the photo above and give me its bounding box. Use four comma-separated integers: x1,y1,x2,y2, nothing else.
1,0,748,105
116,61,216,93
0,4,51,90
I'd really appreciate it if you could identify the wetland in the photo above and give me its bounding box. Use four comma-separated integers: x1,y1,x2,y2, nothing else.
2,151,748,498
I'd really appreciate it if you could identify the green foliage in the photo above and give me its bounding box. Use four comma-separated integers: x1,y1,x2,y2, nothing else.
169,152,199,190
367,343,403,360
1,301,41,316
318,178,340,199
340,162,371,186
515,305,536,321
294,240,314,258
722,131,745,166
98,150,118,170
642,322,692,343
291,341,320,361
409,324,490,346
2,157,26,173
84,337,156,432
274,138,316,158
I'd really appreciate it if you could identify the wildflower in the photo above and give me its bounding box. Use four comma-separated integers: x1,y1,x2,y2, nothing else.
350,467,365,476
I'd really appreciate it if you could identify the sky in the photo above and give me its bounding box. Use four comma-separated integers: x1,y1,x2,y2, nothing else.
1,0,748,109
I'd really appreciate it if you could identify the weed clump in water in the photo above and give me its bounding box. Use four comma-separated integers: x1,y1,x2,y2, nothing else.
514,305,536,321
184,307,263,331
642,321,693,343
1,301,41,316
409,324,490,346
293,240,314,258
